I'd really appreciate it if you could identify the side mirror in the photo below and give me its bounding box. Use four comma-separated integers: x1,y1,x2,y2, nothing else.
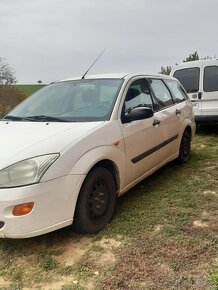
123,107,154,123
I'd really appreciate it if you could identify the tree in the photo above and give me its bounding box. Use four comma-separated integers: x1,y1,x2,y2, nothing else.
159,66,172,75
160,51,206,75
37,80,42,84
0,58,23,117
0,57,16,85
183,51,199,62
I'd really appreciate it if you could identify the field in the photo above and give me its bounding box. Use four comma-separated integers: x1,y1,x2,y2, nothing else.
15,84,46,97
0,127,217,290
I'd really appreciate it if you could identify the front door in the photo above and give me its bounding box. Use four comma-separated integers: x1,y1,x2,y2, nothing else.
119,78,166,184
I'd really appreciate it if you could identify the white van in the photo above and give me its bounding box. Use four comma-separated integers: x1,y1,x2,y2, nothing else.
171,59,218,125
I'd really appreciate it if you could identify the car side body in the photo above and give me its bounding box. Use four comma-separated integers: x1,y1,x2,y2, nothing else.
0,73,195,238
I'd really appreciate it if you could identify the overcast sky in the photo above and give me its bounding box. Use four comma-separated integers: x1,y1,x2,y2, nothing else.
0,0,218,84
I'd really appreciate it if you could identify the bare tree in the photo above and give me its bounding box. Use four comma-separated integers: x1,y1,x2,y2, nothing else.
0,57,16,85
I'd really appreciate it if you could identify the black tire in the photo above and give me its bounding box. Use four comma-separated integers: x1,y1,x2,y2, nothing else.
73,167,117,233
178,129,191,163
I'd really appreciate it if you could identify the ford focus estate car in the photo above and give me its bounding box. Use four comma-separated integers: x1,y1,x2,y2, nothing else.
0,73,195,238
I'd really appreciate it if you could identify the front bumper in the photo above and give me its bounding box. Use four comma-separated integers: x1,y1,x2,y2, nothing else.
0,174,84,238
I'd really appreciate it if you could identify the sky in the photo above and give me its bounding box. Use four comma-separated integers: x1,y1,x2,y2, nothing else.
0,0,218,84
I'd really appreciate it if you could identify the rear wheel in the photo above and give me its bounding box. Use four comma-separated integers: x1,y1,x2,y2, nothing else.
73,167,117,233
178,129,191,163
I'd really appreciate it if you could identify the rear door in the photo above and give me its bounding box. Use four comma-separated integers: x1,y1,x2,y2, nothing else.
173,67,202,117
202,65,218,118
148,78,181,159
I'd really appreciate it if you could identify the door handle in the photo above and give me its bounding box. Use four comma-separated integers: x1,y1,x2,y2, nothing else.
198,92,202,99
153,119,161,126
176,109,181,115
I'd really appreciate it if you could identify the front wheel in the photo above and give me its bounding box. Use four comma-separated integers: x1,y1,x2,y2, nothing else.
73,167,117,233
178,129,191,163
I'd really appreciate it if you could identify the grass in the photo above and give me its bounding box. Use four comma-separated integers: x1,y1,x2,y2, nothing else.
15,84,45,97
0,127,217,289
209,264,218,290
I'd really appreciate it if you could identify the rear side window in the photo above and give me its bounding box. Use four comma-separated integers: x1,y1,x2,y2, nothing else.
204,66,218,92
173,68,200,93
149,79,173,109
164,79,187,103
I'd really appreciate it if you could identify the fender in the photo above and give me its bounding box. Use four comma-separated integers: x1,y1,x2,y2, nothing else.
70,145,127,191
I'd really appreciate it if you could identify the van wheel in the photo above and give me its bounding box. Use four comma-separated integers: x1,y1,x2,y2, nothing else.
178,129,191,163
73,167,117,233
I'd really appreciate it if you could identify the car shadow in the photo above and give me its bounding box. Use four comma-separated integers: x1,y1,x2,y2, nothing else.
196,124,218,135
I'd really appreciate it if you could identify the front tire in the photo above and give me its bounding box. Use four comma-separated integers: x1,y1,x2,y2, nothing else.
73,167,117,233
178,129,191,163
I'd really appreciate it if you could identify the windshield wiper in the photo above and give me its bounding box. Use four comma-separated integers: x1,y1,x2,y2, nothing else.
2,115,69,122
3,115,26,121
24,115,70,122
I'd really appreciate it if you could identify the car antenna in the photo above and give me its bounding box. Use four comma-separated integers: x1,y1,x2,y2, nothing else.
81,49,106,79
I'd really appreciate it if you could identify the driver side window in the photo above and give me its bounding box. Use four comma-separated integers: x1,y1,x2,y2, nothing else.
124,79,153,114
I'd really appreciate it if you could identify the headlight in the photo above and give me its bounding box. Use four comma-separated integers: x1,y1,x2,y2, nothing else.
0,154,59,188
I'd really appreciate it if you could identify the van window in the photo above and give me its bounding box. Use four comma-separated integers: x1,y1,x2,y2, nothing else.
204,66,218,92
173,68,200,93
164,79,187,103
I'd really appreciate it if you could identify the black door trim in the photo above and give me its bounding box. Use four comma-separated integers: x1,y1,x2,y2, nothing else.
131,134,179,164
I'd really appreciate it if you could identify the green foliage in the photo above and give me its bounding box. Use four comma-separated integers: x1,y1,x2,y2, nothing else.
61,265,73,276
160,51,215,75
183,51,199,62
209,265,218,290
15,84,45,97
39,255,57,271
76,264,91,278
159,65,172,75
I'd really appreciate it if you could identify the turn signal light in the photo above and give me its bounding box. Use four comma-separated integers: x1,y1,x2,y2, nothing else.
12,202,34,216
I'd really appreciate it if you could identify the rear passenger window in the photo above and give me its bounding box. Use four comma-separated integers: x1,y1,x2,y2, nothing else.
173,68,200,93
204,66,218,92
149,79,173,109
164,79,187,103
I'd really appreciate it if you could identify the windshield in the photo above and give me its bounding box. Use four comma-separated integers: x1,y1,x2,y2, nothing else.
4,79,123,122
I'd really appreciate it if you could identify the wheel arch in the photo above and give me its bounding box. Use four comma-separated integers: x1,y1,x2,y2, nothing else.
90,159,120,194
181,117,195,141
70,146,126,193
184,125,192,137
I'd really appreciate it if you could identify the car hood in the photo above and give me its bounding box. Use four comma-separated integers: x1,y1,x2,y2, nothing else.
0,121,104,169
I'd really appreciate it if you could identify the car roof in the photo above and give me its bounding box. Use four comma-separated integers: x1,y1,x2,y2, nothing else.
172,58,218,70
57,73,176,83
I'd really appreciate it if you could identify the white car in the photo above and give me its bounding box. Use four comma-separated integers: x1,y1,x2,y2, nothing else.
0,73,195,238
